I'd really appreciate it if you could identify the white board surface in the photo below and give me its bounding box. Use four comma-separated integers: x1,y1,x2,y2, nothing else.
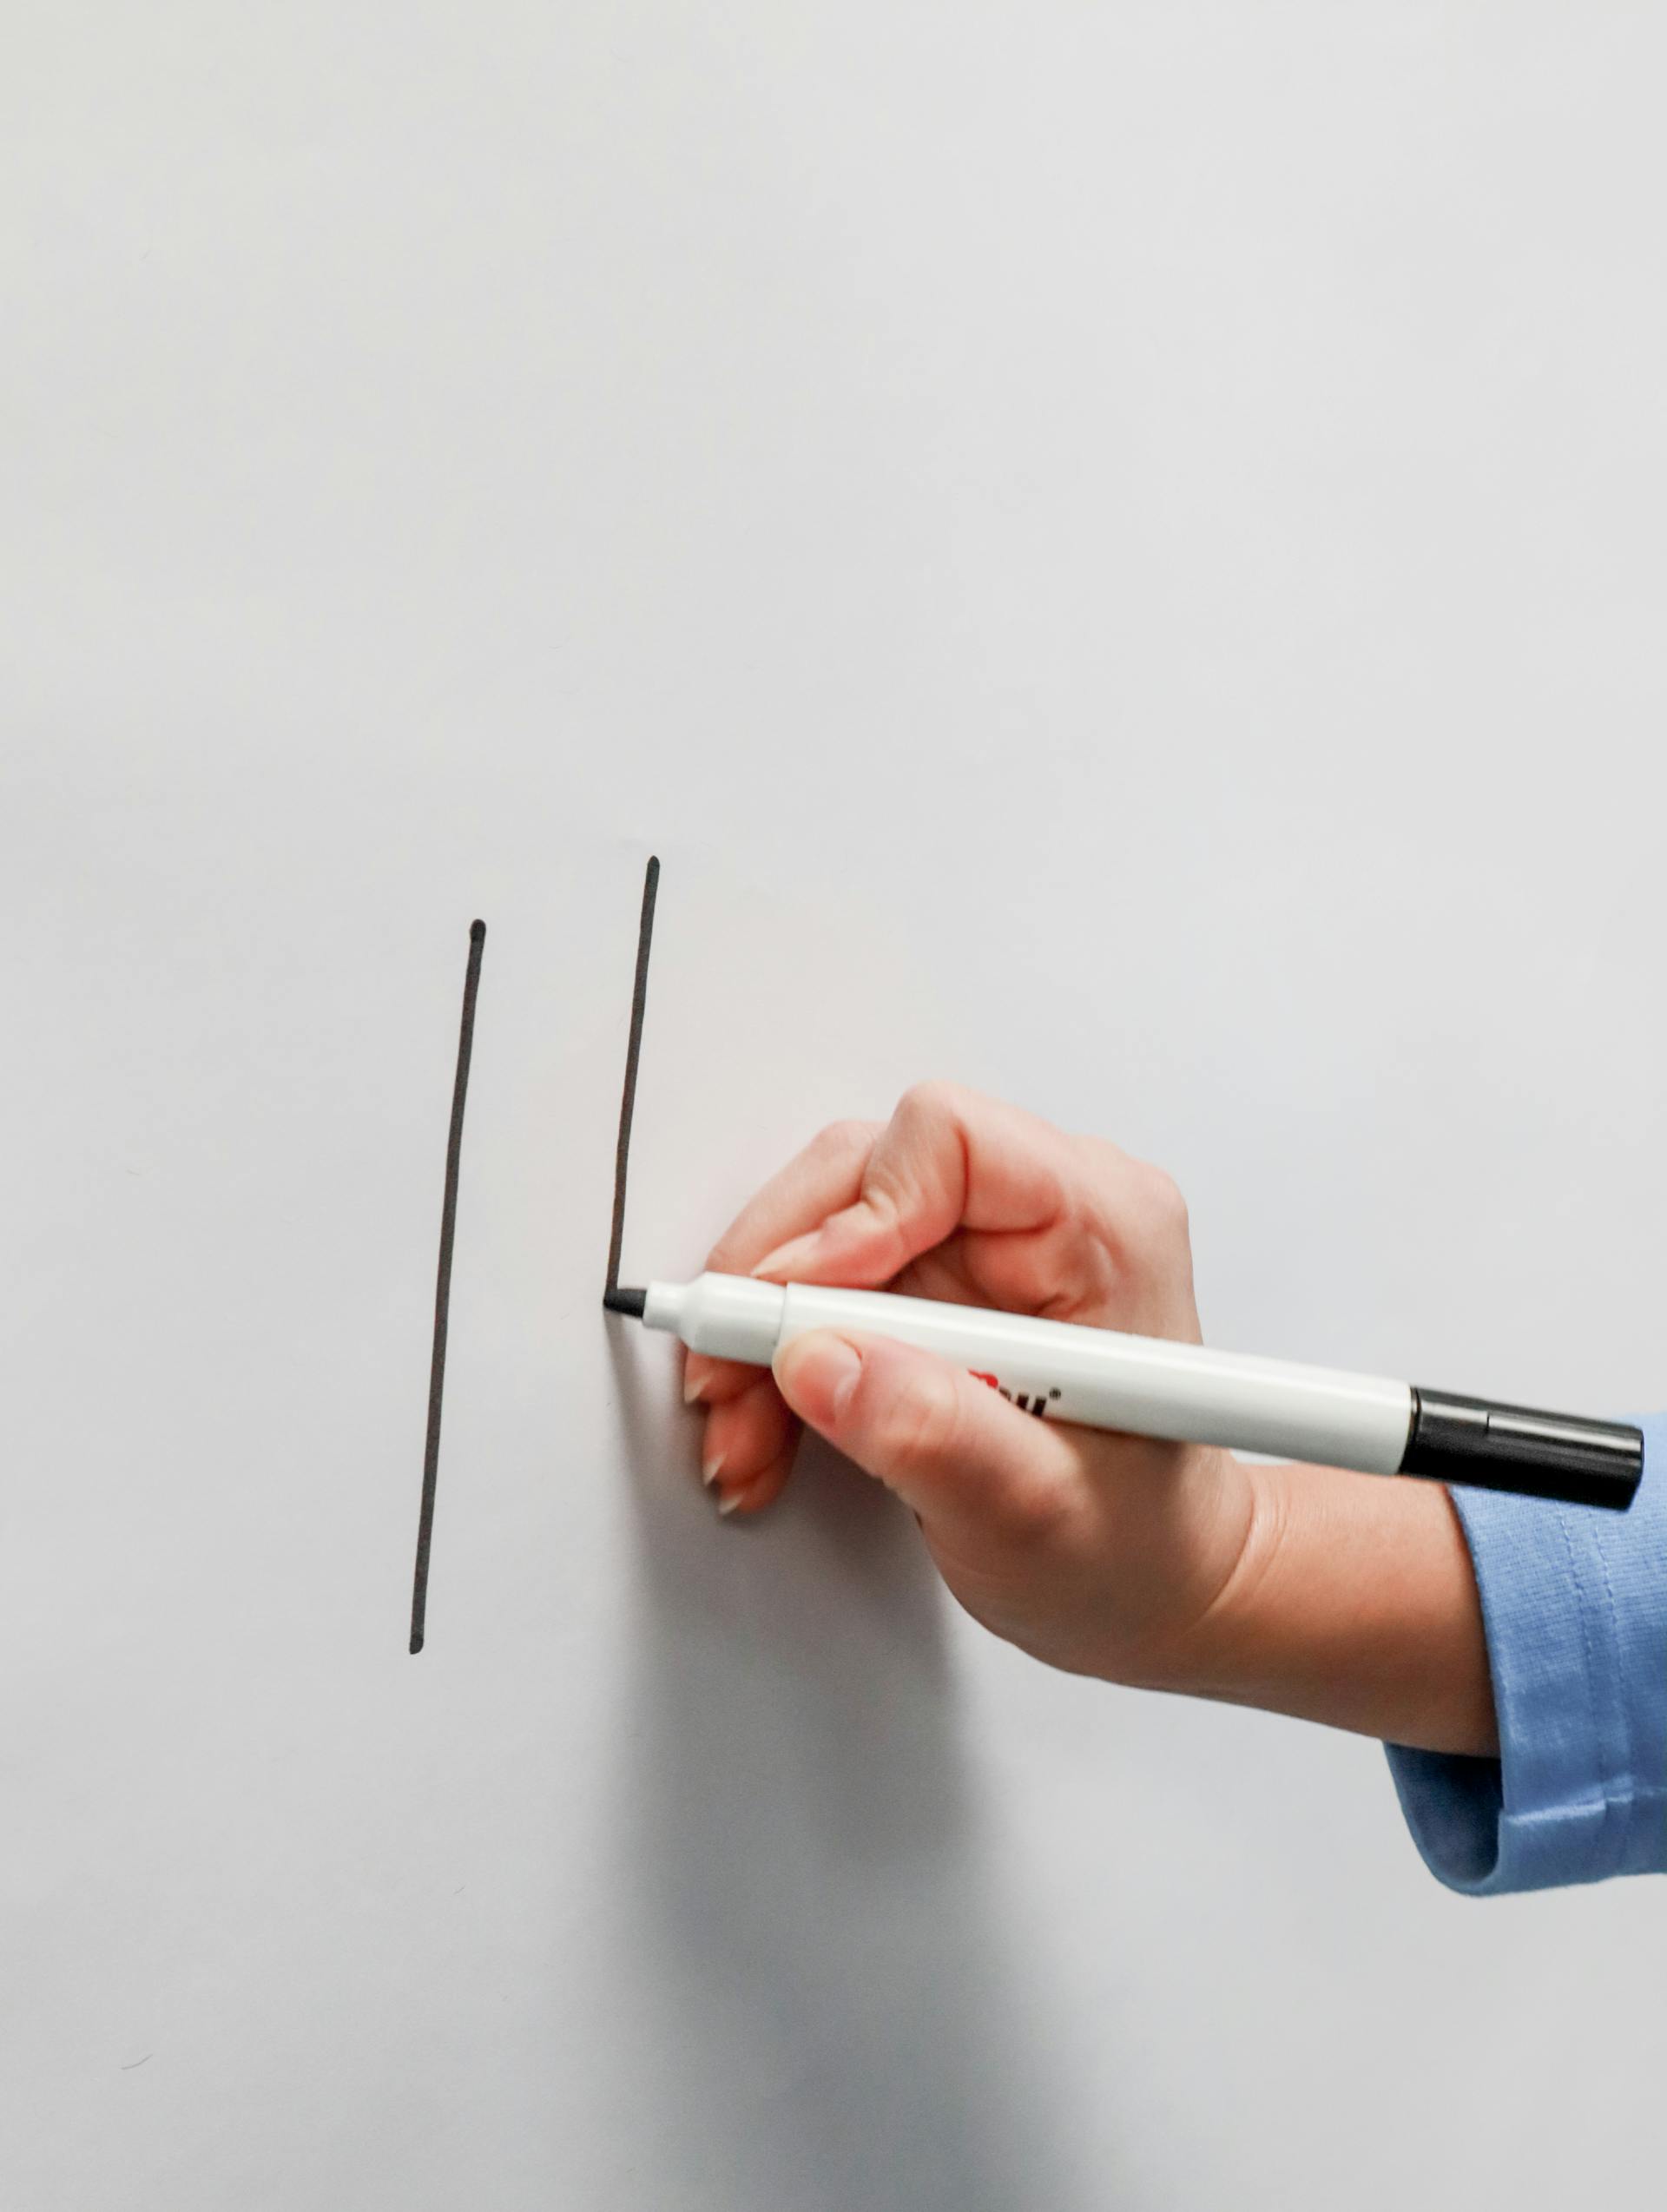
7,9,1667,2207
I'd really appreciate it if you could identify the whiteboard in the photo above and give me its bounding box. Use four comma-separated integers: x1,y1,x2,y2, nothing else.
7,9,1667,2207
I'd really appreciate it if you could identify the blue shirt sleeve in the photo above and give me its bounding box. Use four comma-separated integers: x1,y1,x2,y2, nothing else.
1385,1412,1667,1894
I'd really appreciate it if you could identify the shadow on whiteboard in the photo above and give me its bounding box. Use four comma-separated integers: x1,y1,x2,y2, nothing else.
600,1324,1078,2210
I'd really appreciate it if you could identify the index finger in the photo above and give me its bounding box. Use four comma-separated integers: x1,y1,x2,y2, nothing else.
706,1116,883,1278
749,1081,1074,1290
682,1116,882,1407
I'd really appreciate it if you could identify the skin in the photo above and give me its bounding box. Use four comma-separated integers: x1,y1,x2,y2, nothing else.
684,1082,1499,1759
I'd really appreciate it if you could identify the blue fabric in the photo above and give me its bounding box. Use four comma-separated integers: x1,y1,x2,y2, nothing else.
1386,1412,1667,1894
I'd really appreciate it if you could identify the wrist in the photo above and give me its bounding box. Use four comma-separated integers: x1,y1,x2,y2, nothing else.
1148,1455,1292,1695
1117,1450,1285,1698
1128,1458,1499,1756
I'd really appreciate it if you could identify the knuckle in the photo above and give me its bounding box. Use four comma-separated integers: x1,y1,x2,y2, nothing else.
1142,1163,1189,1234
814,1116,874,1163
1078,1131,1130,1175
896,1077,961,1124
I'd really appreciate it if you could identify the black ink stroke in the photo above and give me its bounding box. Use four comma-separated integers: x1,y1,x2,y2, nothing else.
409,919,486,1655
603,855,658,1317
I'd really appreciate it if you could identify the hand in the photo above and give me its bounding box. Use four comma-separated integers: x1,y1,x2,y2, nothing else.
684,1081,1256,1688
684,1081,1498,1754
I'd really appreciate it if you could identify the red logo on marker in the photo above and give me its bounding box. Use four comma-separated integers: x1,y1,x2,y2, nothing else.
967,1368,1059,1419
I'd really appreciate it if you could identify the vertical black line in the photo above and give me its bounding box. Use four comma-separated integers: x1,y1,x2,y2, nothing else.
409,918,487,1656
604,855,659,1302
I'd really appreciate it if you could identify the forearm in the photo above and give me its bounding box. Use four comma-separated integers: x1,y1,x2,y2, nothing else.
1167,1460,1499,1757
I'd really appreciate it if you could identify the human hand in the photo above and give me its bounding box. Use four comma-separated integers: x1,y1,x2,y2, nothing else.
683,1081,1257,1689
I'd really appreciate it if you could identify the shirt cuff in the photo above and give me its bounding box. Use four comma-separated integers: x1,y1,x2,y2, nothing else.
1384,1414,1667,1896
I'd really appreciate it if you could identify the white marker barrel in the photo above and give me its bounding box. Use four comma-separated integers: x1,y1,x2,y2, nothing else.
635,1274,1643,1506
642,1273,1413,1473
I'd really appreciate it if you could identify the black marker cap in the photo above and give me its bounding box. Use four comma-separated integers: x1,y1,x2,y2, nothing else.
1400,1387,1644,1511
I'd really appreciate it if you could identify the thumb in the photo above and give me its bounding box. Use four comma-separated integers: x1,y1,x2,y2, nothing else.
773,1328,1078,1550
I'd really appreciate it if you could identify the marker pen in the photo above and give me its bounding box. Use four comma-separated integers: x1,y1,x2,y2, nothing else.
605,1274,1644,1511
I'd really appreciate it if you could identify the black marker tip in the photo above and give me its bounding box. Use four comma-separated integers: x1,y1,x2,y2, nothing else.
409,1631,425,1655
470,919,486,944
603,1285,647,1318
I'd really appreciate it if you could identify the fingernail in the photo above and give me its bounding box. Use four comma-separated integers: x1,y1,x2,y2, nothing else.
683,1369,708,1406
774,1331,863,1428
751,1231,820,1280
715,1489,746,1517
701,1449,725,1488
